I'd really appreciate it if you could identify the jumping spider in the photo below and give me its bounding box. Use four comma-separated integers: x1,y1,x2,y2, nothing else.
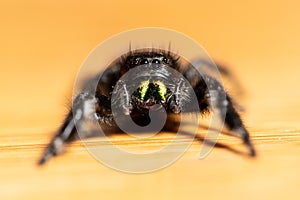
38,48,256,165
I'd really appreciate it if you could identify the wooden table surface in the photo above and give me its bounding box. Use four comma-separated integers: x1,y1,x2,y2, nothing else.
1,1,300,199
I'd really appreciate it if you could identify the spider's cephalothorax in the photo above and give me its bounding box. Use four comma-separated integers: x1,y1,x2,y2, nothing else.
38,48,256,165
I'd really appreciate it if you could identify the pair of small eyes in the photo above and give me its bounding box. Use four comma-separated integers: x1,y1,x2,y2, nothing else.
135,57,168,65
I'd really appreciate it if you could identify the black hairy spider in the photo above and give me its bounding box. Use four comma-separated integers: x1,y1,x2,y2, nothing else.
38,48,256,165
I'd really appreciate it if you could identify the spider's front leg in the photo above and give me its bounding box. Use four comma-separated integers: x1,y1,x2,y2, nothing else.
38,92,113,165
195,76,256,156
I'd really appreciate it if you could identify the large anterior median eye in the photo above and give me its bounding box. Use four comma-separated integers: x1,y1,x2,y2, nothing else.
140,58,149,64
154,81,167,101
152,59,160,64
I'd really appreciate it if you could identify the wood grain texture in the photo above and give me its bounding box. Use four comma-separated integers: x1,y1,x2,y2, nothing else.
1,0,300,199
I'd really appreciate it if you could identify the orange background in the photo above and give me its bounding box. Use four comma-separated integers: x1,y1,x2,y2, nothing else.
1,0,300,199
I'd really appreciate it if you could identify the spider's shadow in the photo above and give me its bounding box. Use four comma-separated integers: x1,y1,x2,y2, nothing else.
179,128,249,157
82,122,250,157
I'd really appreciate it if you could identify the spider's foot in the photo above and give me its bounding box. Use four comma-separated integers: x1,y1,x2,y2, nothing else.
234,127,256,157
244,135,256,157
38,138,64,165
38,150,53,166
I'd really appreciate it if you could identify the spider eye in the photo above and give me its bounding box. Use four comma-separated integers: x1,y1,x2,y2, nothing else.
152,59,160,64
140,58,149,64
133,57,139,64
162,57,168,64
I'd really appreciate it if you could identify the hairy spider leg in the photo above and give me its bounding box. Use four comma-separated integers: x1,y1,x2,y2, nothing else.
185,70,256,156
38,92,113,165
